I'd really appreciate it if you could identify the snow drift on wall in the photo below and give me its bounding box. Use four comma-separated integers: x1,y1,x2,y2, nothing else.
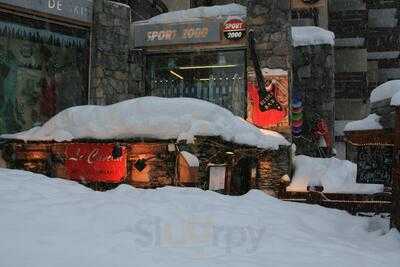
291,26,335,47
344,114,382,132
370,80,400,103
287,155,384,194
136,3,246,24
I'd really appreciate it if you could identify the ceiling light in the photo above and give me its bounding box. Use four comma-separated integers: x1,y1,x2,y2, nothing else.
169,70,183,80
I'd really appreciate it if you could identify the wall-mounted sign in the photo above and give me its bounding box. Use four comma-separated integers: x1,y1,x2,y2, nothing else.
223,18,246,41
0,0,93,24
65,143,127,183
134,20,220,47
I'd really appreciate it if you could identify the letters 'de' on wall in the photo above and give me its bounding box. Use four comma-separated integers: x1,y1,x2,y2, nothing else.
0,0,93,23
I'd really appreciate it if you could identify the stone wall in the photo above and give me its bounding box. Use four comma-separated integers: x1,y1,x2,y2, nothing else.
293,44,335,156
246,0,292,71
90,0,131,105
128,50,146,98
257,147,291,197
179,136,291,196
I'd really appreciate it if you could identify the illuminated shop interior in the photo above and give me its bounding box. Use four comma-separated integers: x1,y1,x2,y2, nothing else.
146,50,246,113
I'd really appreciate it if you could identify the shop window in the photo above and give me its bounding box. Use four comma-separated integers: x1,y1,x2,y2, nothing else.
146,50,246,115
0,12,90,134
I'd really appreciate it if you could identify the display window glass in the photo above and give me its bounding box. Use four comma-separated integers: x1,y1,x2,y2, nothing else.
146,50,246,116
0,12,90,134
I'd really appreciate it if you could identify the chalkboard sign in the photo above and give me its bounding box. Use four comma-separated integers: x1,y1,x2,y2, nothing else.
356,145,393,185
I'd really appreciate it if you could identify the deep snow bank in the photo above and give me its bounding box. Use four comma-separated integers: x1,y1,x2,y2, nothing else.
0,168,399,267
1,97,289,149
287,155,384,194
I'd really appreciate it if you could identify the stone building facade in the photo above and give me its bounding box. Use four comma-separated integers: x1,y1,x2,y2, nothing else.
0,0,164,135
246,0,292,71
0,0,293,196
89,0,169,105
89,0,294,197
293,44,335,156
329,0,370,121
246,0,292,195
90,1,131,105
292,0,400,122
89,0,294,196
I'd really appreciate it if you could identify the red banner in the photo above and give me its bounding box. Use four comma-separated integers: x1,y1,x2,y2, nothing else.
65,143,127,183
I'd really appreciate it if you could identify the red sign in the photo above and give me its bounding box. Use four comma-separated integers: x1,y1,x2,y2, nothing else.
248,82,286,128
65,143,127,183
223,18,246,41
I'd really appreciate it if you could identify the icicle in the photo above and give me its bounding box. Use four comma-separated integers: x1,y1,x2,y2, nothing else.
0,21,86,48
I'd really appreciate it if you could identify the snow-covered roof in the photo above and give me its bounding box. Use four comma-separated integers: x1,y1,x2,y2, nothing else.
291,26,335,47
391,90,400,106
334,120,352,137
287,155,384,194
344,114,382,132
135,4,246,24
1,97,289,150
180,151,199,167
370,80,400,103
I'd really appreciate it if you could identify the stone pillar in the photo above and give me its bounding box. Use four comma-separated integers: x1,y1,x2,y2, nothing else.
293,44,335,156
90,0,131,105
247,0,292,196
247,0,292,71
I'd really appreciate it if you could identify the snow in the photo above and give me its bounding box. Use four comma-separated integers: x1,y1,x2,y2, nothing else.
0,97,289,150
335,120,352,137
291,26,335,47
370,80,400,103
391,90,400,106
287,155,384,194
136,4,246,24
0,168,399,267
368,51,400,60
180,151,200,167
344,114,383,132
109,1,130,9
261,68,288,76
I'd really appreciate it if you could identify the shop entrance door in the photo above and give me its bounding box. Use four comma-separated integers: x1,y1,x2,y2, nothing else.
146,50,246,117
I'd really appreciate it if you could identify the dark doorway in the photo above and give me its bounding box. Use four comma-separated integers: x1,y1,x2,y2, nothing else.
231,157,256,195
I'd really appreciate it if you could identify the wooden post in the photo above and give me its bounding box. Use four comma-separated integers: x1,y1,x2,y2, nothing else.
224,165,232,195
392,107,400,230
224,154,235,195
